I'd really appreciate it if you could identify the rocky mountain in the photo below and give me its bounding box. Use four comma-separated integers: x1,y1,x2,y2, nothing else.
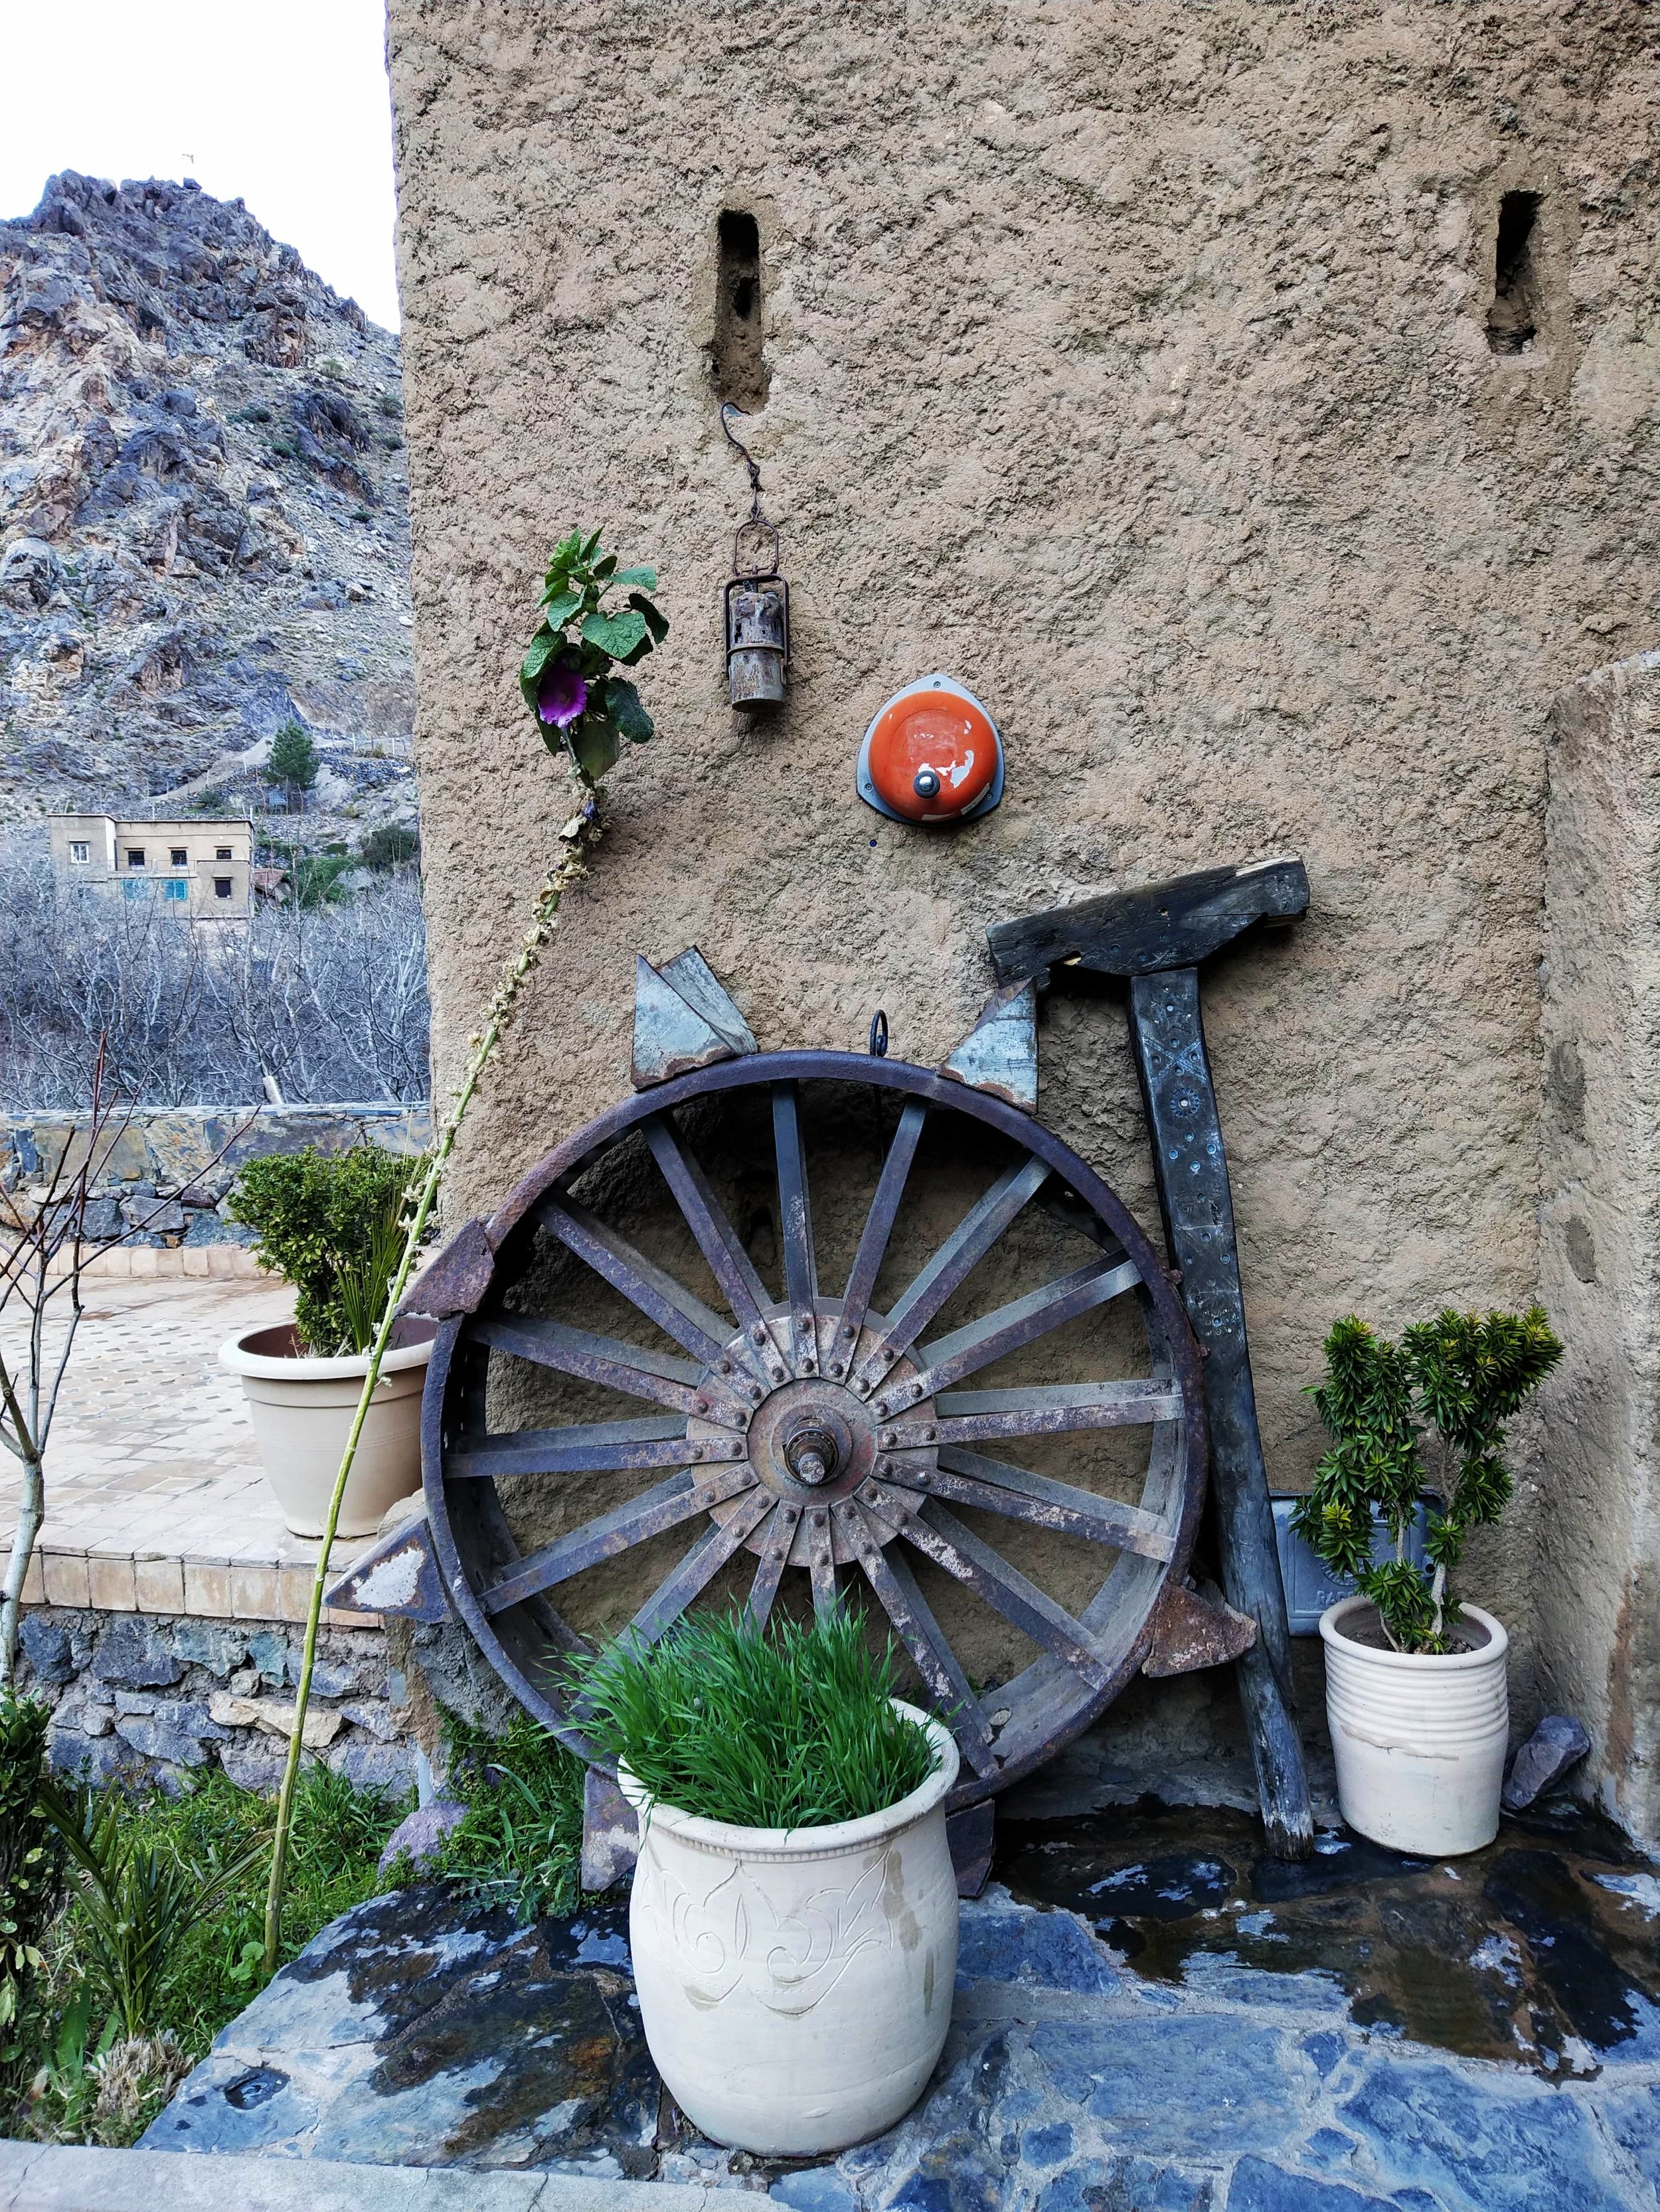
0,172,416,843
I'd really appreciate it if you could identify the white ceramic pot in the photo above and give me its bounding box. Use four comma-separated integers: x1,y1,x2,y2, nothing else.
622,1703,960,2156
220,1319,436,1538
1319,1595,1509,1856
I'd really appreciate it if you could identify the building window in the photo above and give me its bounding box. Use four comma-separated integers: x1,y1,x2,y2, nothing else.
122,881,146,902
164,879,189,902
214,877,233,900
170,846,188,866
216,845,233,860
127,848,145,869
69,840,89,863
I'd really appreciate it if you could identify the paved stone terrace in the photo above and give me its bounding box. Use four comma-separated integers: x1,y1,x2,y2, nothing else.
141,1804,1660,2211
3,1274,374,1625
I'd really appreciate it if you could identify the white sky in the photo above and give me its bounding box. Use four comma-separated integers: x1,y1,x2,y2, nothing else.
0,0,401,331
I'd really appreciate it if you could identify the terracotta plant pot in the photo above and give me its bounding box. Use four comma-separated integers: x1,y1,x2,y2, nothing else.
1319,1595,1509,1856
220,1319,436,1538
621,1702,959,2156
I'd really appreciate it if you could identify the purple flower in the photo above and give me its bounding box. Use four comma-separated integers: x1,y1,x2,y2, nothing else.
537,657,588,728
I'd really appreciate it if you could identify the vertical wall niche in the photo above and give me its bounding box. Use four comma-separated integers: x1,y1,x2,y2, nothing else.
1487,191,1543,354
714,210,768,408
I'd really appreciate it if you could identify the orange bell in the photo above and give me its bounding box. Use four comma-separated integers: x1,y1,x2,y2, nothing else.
857,674,1005,825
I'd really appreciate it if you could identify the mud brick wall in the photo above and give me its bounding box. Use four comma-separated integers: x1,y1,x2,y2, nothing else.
386,3,1657,1757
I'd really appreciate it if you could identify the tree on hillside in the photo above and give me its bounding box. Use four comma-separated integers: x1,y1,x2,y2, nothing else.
266,720,319,809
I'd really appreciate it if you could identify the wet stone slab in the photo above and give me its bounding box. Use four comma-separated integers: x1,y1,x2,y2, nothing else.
144,1804,1660,2209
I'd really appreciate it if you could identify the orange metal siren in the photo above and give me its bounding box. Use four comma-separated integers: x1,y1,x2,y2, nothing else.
857,674,1005,826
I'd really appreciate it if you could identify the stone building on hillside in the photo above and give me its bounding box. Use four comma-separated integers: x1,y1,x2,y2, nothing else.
385,5,1659,1839
48,813,254,920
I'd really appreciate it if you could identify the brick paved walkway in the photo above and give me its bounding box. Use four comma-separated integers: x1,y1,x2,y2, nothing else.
3,1275,373,1622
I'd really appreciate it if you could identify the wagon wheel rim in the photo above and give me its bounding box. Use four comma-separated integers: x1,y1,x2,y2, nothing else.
423,1051,1208,1812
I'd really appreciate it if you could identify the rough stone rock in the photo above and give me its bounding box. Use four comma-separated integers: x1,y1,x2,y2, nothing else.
1503,1715,1593,1811
207,1692,341,1748
0,169,416,831
246,1628,292,1685
218,1739,288,1794
339,1699,404,1743
46,1727,139,1787
171,1620,246,1676
329,1738,415,1795
19,1611,74,1685
308,1655,361,1699
120,1194,187,1235
377,1796,466,1875
114,1698,226,1769
91,1615,181,1689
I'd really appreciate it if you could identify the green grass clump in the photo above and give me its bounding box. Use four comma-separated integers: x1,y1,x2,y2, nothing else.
568,1610,940,1831
400,1709,586,1921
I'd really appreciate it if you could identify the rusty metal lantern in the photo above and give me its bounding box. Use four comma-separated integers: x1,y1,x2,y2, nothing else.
721,403,789,710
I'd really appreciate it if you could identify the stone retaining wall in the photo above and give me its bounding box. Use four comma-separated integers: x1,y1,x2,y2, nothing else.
14,1607,418,1798
1,1103,432,1250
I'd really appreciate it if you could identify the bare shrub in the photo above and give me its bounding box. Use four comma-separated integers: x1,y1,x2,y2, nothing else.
0,837,430,1108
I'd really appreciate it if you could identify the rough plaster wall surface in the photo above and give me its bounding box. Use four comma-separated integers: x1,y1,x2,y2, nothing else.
1538,653,1660,1848
387,3,1656,1719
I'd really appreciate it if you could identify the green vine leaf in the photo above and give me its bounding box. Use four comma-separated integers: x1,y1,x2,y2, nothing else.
568,714,622,779
604,676,654,744
540,588,584,627
581,608,650,661
611,566,659,590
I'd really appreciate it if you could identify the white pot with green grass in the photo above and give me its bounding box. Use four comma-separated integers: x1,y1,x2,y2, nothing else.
1297,1304,1562,1857
217,1146,430,1538
576,1612,960,2157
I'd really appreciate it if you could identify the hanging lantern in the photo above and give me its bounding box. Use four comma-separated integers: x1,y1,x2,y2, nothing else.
857,674,1005,825
720,403,789,710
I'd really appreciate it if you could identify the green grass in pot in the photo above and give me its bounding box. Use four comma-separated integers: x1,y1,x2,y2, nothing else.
567,1609,940,1830
226,1145,424,1358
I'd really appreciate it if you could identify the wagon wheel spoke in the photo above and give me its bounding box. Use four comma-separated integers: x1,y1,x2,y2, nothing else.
835,1500,999,1777
450,1412,725,1478
803,1501,841,1621
746,1501,802,1627
629,1490,776,1645
853,1154,1051,1393
466,1313,705,1413
773,1082,819,1375
642,1113,772,1338
890,1447,1174,1561
480,1464,759,1615
833,1098,928,1374
875,1255,1143,1413
860,1480,1112,1688
916,1380,1183,1445
537,1191,734,1368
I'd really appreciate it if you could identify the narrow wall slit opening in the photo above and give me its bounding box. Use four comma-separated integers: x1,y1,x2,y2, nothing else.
714,210,768,409
1487,191,1542,355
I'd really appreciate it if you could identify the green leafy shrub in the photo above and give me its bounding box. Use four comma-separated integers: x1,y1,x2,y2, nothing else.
226,1145,422,1355
361,822,420,872
568,1610,940,1830
1,1696,62,2062
1293,1305,1563,1654
400,1708,585,1919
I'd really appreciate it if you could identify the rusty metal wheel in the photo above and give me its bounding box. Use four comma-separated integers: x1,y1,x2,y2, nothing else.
423,1052,1207,1810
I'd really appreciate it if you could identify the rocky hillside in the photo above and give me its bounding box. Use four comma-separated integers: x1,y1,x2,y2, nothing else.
0,172,416,841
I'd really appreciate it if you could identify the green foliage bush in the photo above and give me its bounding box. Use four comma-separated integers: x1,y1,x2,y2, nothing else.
1293,1304,1563,1654
568,1610,940,1830
398,1708,586,1921
226,1145,422,1356
1,1697,62,2064
361,823,420,872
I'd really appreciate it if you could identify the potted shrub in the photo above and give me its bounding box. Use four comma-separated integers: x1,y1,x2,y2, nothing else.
572,1609,959,2158
218,1146,433,1536
1295,1304,1562,1855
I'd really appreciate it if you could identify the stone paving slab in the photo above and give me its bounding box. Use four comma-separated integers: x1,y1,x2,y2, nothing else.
1,1274,376,1622
139,1875,1660,2210
0,2142,725,2212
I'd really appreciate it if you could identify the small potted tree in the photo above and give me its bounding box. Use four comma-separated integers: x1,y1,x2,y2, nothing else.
218,1146,432,1536
572,1609,958,2158
1295,1304,1562,1855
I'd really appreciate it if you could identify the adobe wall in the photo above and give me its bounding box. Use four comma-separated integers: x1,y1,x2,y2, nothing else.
1538,653,1660,1848
386,4,1656,1742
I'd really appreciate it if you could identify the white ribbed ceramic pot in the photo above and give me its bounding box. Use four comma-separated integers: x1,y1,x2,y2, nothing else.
621,1703,959,2156
1319,1596,1509,1856
220,1320,434,1538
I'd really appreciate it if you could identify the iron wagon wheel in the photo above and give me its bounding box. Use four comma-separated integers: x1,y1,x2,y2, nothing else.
423,1050,1208,1812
